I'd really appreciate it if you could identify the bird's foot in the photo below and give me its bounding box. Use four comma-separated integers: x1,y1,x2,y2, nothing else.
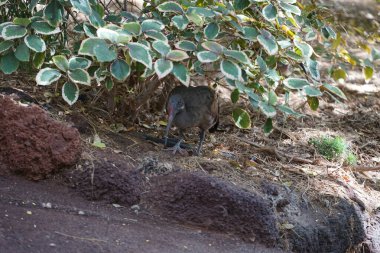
164,141,188,155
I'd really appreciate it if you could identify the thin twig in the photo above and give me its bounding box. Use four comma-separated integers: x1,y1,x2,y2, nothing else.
236,137,314,164
346,165,380,172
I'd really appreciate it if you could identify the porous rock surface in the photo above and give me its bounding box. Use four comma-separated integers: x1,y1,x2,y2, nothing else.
0,95,81,180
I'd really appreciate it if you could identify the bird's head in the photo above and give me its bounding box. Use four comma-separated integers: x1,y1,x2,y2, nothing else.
164,94,185,146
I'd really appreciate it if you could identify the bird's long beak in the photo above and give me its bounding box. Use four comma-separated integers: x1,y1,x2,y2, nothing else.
164,106,175,147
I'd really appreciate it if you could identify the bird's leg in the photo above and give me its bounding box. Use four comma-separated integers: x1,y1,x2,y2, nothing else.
164,130,187,155
195,129,206,156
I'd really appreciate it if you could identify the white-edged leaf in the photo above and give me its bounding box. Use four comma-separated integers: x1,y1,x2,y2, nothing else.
152,40,171,56
69,57,92,70
62,81,79,105
201,41,224,54
2,25,27,40
175,40,196,51
196,51,219,63
110,59,130,81
144,30,168,42
172,63,190,86
123,22,141,35
283,78,309,89
294,40,313,58
257,31,278,55
279,2,301,15
204,22,219,40
224,50,252,67
242,27,259,41
24,35,46,52
262,4,277,21
68,69,91,85
278,104,303,117
36,68,62,86
166,50,188,61
31,21,61,35
172,15,189,30
232,108,251,129
0,52,19,74
306,59,320,80
97,27,119,43
141,19,164,32
322,83,347,100
303,86,322,97
220,59,242,81
157,1,183,13
128,42,152,69
154,58,173,79
70,0,92,16
259,101,276,118
52,55,69,72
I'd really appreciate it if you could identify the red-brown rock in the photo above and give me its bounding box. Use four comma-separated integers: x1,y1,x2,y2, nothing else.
0,95,81,180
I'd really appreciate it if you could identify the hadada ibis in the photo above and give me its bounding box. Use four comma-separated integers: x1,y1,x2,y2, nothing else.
164,85,219,156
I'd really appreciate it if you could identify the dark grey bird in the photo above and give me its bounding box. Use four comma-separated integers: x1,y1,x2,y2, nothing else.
164,85,219,156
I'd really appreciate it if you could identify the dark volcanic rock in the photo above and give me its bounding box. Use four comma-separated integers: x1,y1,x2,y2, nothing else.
143,171,280,246
0,95,81,180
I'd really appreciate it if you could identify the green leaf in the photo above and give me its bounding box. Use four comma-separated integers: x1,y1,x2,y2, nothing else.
279,2,301,15
154,58,173,79
307,96,319,111
110,59,130,81
144,30,168,42
231,88,240,103
262,4,277,21
28,0,39,11
331,68,347,82
96,27,120,43
88,4,105,28
0,40,13,54
285,50,303,61
31,21,61,35
172,15,189,30
175,40,196,51
43,0,63,27
263,118,273,134
303,86,322,97
70,0,92,16
62,81,79,106
2,25,27,40
294,40,313,58
187,7,215,17
123,22,141,35
306,59,320,80
52,55,69,72
68,69,91,85
152,40,171,56
256,56,267,72
13,18,31,27
79,38,106,56
33,52,45,69
166,50,188,61
259,101,276,118
36,68,61,85
128,42,152,69
141,19,164,32
186,10,204,26
363,66,373,83
92,134,106,148
24,35,46,52
242,27,259,41
0,52,19,74
172,63,190,86
257,31,278,55
322,83,347,100
283,78,309,89
104,77,114,91
14,42,30,62
268,90,277,105
201,41,224,54
224,50,252,67
204,22,219,40
321,26,336,40
157,1,183,13
278,105,303,117
69,57,92,70
93,43,116,62
220,59,242,81
233,0,251,10
232,108,251,129
197,51,219,63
